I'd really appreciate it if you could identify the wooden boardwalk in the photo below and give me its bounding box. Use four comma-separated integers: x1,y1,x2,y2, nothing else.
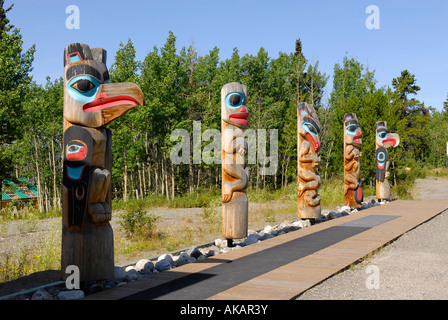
84,200,448,300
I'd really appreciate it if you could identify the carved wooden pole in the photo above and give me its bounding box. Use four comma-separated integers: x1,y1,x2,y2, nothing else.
61,43,144,283
343,113,363,208
297,102,322,220
375,121,400,201
221,82,249,244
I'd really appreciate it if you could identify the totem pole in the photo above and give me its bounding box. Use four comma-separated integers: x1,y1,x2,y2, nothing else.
343,113,363,208
221,82,249,245
375,121,400,201
61,43,144,282
297,102,322,220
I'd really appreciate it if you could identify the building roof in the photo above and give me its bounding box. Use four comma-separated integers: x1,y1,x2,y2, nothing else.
1,178,41,201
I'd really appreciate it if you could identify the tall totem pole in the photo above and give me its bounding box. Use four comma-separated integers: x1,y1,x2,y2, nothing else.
343,113,363,208
297,102,322,220
61,43,144,282
221,82,249,245
375,121,400,201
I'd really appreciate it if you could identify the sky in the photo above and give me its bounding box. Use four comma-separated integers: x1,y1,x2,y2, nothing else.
6,0,448,111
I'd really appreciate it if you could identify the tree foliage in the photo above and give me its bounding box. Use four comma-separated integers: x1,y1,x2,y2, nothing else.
1,1,446,212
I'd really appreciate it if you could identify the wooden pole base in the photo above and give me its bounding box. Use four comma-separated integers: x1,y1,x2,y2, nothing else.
222,191,248,240
61,221,114,283
298,201,321,220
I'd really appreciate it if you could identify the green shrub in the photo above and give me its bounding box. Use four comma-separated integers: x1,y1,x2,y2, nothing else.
118,200,159,241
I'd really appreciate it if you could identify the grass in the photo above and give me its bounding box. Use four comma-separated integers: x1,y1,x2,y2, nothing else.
0,219,61,284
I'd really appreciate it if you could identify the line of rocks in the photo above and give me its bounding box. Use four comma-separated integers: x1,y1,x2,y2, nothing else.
6,199,389,300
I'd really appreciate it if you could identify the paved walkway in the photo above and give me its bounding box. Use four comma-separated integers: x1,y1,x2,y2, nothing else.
85,199,448,300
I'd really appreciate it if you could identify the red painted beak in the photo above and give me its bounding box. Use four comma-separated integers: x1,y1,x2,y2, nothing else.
229,106,249,126
83,92,140,113
306,133,320,152
383,137,396,146
353,131,362,144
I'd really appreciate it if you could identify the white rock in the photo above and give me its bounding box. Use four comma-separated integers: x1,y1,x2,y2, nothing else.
58,290,85,300
263,225,274,233
301,220,311,228
214,238,227,247
125,265,136,272
292,220,308,228
31,289,53,300
135,259,154,273
339,206,351,214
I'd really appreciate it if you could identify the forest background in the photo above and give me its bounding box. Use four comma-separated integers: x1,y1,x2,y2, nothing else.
1,2,448,215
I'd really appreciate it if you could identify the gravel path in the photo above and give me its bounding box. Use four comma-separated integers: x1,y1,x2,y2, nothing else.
297,177,448,300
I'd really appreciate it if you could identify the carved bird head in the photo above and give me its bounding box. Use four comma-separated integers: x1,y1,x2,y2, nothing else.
63,43,144,128
376,121,400,149
298,102,321,152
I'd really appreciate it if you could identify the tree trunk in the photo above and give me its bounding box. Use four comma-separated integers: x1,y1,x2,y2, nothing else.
160,152,165,197
197,167,201,189
123,150,128,202
33,136,43,212
137,161,143,198
51,137,60,209
189,139,194,194
171,161,175,199
154,143,159,196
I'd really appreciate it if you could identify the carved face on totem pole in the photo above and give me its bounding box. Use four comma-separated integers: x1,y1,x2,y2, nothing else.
344,113,362,148
375,121,400,200
343,113,363,207
297,102,321,219
221,86,249,129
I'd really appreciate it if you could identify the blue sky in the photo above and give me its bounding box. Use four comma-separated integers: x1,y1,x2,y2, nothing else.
7,0,448,111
